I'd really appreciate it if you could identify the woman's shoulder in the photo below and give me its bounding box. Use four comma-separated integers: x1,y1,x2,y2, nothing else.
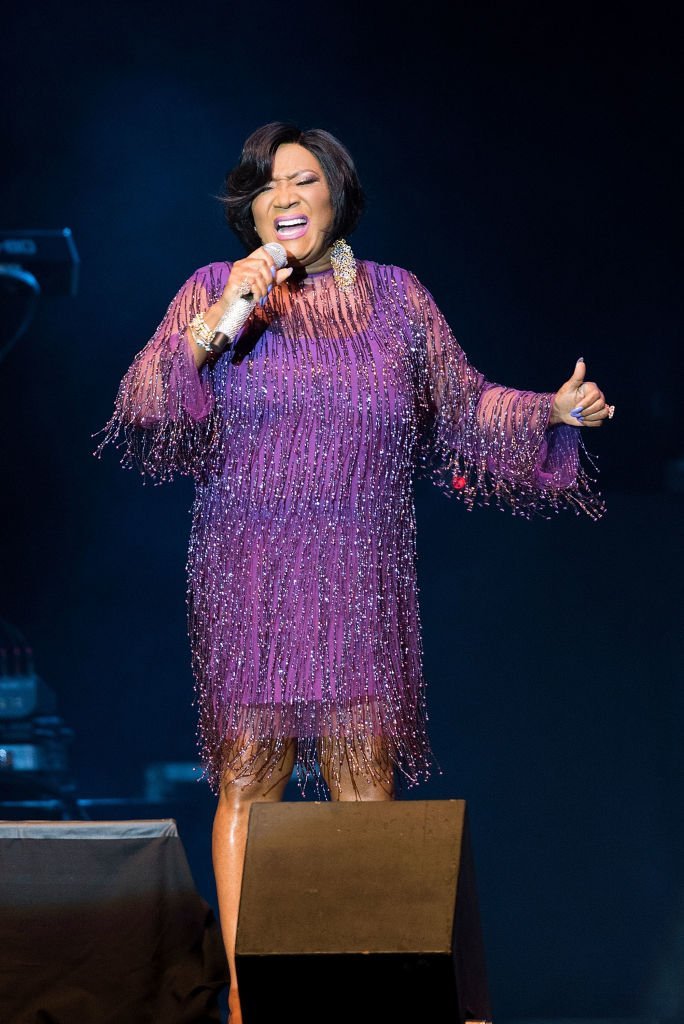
168,261,232,302
359,260,429,300
184,260,233,286
359,259,423,286
360,258,414,279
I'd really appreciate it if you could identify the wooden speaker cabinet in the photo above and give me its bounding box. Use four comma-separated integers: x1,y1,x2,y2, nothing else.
236,799,492,1023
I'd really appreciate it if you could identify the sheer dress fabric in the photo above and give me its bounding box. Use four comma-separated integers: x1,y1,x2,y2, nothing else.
96,260,603,793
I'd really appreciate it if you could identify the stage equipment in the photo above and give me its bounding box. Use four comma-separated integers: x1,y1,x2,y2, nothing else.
0,618,79,817
0,818,228,1023
235,799,492,1024
144,759,204,801
0,227,79,361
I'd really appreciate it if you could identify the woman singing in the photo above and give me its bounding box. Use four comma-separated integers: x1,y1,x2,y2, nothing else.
97,122,612,1021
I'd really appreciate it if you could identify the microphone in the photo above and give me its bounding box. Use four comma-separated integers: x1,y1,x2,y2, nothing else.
213,242,288,347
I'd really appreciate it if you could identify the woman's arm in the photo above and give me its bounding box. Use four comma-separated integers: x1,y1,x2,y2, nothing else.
189,246,293,369
94,264,227,481
402,269,606,519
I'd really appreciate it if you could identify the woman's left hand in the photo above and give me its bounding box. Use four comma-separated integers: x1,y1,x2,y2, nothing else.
549,357,614,427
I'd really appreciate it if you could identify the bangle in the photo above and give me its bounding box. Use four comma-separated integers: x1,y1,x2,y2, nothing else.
191,329,213,353
189,311,216,351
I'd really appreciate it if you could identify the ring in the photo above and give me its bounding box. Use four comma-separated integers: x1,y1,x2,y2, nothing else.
240,279,254,297
607,405,615,419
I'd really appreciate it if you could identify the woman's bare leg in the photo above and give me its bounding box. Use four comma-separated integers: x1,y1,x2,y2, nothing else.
319,736,395,801
212,741,296,1023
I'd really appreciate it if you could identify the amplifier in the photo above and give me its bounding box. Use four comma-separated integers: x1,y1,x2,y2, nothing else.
0,675,56,719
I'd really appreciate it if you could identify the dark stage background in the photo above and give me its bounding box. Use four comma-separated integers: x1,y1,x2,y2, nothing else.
1,2,682,1021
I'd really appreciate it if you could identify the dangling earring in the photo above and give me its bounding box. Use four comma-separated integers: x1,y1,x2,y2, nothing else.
330,239,356,292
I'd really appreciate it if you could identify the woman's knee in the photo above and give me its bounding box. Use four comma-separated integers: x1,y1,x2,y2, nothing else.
318,736,395,801
217,738,296,806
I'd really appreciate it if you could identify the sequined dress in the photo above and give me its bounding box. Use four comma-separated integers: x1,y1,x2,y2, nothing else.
97,260,603,791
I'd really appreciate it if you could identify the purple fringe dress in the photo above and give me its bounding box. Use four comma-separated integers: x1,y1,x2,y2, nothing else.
96,260,604,792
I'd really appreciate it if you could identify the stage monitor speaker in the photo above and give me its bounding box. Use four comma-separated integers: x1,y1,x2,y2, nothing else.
236,799,492,1024
0,819,228,1024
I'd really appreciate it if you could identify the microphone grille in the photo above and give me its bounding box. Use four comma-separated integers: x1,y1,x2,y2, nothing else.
263,242,288,269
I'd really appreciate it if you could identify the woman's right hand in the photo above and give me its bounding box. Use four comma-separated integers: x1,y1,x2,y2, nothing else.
219,245,293,311
189,247,292,369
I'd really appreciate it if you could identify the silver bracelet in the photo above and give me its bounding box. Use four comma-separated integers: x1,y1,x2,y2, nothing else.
190,330,213,353
189,312,216,352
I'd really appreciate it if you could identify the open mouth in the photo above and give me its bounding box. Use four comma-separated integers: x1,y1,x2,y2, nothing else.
274,216,309,240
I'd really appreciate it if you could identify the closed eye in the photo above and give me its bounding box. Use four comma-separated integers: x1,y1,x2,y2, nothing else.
257,175,319,194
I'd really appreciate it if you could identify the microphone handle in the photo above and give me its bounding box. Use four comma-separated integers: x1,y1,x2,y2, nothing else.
212,293,257,349
212,243,287,349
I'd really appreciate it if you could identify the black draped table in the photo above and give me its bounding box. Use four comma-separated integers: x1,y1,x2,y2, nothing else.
0,819,228,1024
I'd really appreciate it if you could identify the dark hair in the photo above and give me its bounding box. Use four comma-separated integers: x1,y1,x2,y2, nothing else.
221,122,365,252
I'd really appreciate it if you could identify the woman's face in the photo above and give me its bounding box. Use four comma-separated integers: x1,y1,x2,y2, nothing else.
251,143,334,271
